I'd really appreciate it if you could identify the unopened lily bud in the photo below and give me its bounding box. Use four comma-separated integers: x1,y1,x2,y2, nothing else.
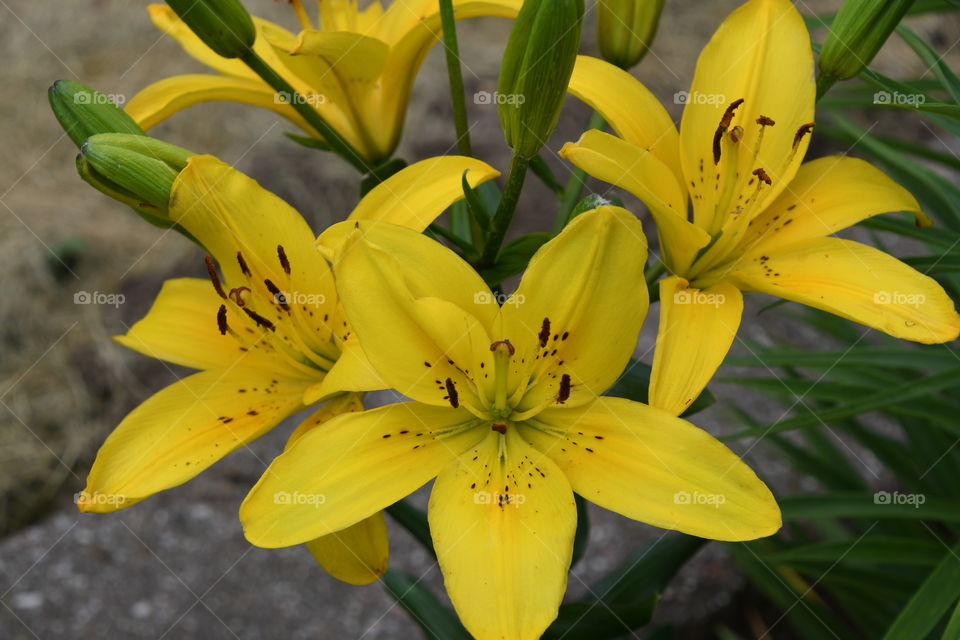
166,0,255,59
48,80,144,148
81,134,193,210
597,0,665,69
498,0,584,159
818,0,915,96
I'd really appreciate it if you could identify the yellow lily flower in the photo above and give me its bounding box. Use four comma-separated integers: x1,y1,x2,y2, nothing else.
77,152,499,585
240,207,780,639
125,0,521,166
561,0,960,416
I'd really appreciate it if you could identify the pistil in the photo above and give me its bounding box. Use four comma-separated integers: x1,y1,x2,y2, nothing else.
490,340,515,418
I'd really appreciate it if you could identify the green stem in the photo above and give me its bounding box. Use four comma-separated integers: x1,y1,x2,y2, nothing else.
438,0,472,157
477,153,529,269
552,110,606,233
386,500,436,559
428,222,477,259
240,50,369,173
644,259,666,286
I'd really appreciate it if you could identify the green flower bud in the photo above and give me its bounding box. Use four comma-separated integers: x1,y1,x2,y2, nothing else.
166,0,255,59
597,0,665,69
818,0,916,96
48,80,144,148
81,134,193,210
498,0,584,159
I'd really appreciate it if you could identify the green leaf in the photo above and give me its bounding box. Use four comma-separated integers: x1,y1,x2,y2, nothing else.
897,25,960,103
283,132,332,151
903,254,960,274
941,597,960,639
780,493,960,523
479,231,552,285
529,154,565,194
605,359,715,417
728,345,960,372
571,494,590,568
766,537,945,567
544,534,705,639
385,499,436,558
723,367,960,440
381,569,470,640
884,541,960,640
360,157,408,197
461,171,490,231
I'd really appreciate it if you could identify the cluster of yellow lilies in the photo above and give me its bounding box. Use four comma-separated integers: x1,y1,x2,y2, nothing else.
77,0,959,638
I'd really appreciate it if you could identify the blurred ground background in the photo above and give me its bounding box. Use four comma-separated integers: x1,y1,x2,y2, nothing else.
1,0,958,638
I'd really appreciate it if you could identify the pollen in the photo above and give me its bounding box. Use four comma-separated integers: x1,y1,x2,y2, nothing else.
444,378,459,408
277,244,291,275
236,251,252,277
538,318,551,348
793,122,816,149
712,98,744,164
217,304,228,335
557,374,571,404
752,168,772,186
205,256,227,299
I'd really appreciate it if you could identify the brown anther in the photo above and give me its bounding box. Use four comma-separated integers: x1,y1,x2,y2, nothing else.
793,122,816,149
277,245,291,275
712,98,744,164
752,168,772,186
243,308,276,332
538,318,551,348
490,339,515,356
263,279,289,311
236,251,251,277
756,115,776,127
557,374,572,404
217,304,228,335
204,256,226,299
228,286,250,307
729,125,744,144
444,378,459,408
492,423,507,434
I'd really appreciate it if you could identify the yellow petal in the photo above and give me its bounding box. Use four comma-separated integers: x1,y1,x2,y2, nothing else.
125,74,314,134
78,370,308,513
336,234,493,410
240,402,484,547
559,130,710,273
568,55,682,185
680,0,815,230
114,277,271,372
304,336,387,404
282,394,388,586
345,156,500,231
649,277,743,416
373,0,522,155
305,513,389,585
741,155,929,255
524,397,781,541
429,430,575,640
147,4,255,79
318,155,500,256
728,237,960,343
171,155,339,358
502,207,648,411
